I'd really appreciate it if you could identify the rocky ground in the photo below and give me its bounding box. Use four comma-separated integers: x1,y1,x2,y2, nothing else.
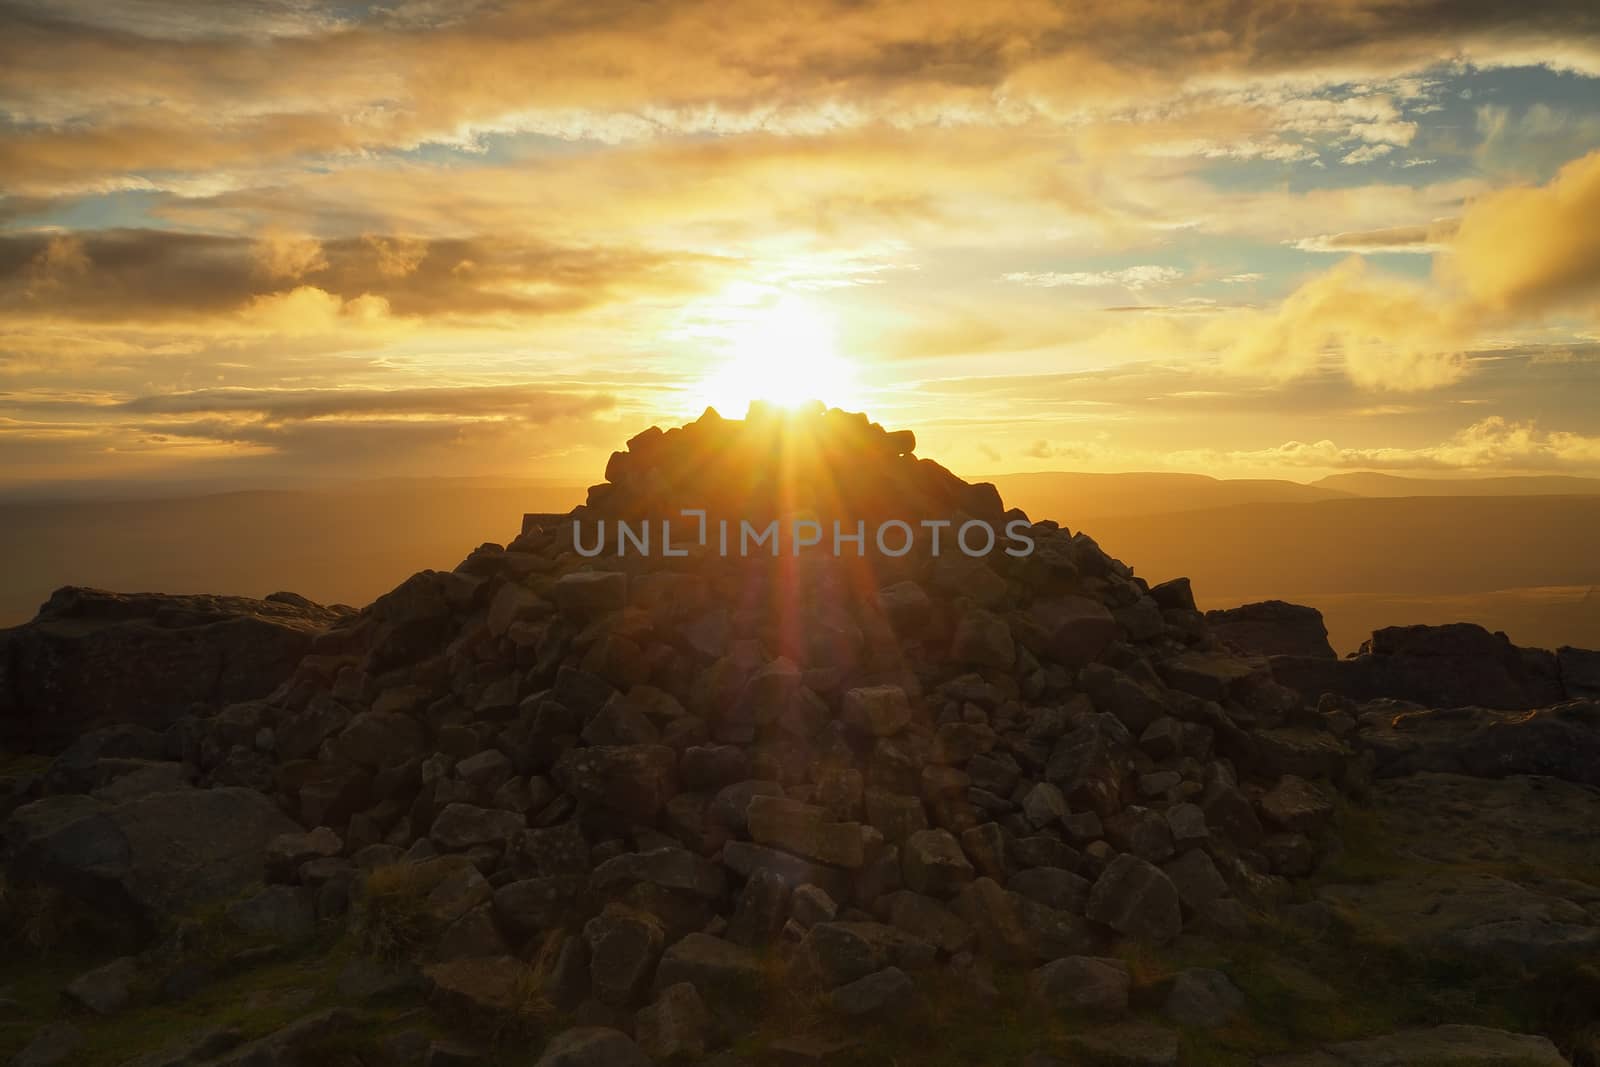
1,404,1596,1067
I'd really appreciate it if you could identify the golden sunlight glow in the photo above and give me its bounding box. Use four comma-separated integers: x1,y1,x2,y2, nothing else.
695,294,861,416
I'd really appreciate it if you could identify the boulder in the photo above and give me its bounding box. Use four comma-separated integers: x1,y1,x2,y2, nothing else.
635,982,712,1060
1206,601,1336,659
828,966,919,1019
902,829,974,896
552,745,677,820
1162,967,1245,1027
1086,854,1181,944
0,587,344,750
536,1027,651,1067
3,786,299,929
1028,955,1130,1014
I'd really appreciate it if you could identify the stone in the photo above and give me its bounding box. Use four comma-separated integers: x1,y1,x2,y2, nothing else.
0,587,341,750
746,796,865,868
1008,867,1090,914
1104,807,1175,864
552,573,628,619
1086,854,1181,944
118,1024,243,1066
1205,600,1336,659
652,932,763,999
791,883,838,927
767,1035,862,1066
841,686,913,737
727,868,790,948
225,885,315,943
1063,1022,1179,1067
3,786,300,927
711,779,784,834
1020,782,1067,829
721,841,852,903
1261,775,1337,833
1028,955,1130,1014
456,749,513,792
959,822,1010,881
1163,967,1245,1027
337,711,426,769
1160,651,1257,701
535,1027,651,1067
950,609,1015,668
1030,595,1119,665
877,581,932,634
11,1023,85,1067
591,847,727,901
583,905,666,1007
63,956,140,1015
509,822,591,879
1161,849,1230,917
207,1009,355,1067
864,790,927,843
635,982,712,1061
1324,1024,1569,1067
264,826,342,883
552,745,676,821
829,966,918,1019
1164,803,1209,851
430,803,525,850
884,891,975,954
492,883,588,940
802,922,934,987
902,828,975,896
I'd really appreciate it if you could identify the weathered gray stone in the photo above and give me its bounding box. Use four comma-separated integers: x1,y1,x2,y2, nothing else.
634,982,712,1061
535,1026,651,1067
1086,854,1181,944
828,966,919,1019
583,906,665,1007
1163,967,1245,1027
841,686,913,737
63,956,139,1015
902,829,974,896
1028,955,1130,1014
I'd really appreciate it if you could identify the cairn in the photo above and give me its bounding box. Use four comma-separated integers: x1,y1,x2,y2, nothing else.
184,405,1363,1058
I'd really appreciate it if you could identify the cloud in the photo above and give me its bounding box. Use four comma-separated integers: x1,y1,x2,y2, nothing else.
1211,257,1468,390
1444,147,1600,318
0,229,723,324
1340,143,1395,165
1187,415,1600,472
1003,266,1183,290
254,229,327,280
1294,220,1459,253
3,1,1599,195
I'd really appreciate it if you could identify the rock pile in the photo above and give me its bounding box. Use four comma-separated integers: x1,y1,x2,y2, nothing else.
3,406,1381,1063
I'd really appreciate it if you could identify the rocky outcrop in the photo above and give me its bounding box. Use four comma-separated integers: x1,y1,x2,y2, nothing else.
3,783,299,931
1265,619,1585,710
1206,601,1336,660
0,587,351,750
10,405,1589,1066
1358,699,1600,786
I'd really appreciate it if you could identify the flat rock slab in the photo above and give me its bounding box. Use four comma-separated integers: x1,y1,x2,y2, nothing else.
1317,773,1600,971
1062,1022,1180,1066
1321,1024,1570,1066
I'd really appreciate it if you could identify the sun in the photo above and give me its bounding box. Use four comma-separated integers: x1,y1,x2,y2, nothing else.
696,294,861,416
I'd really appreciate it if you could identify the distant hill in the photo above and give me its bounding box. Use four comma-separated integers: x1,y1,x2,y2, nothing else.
985,471,1352,519
4,476,1597,654
1310,472,1600,497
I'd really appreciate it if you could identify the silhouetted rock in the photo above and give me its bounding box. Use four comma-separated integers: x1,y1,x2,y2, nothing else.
1206,600,1336,659
0,587,348,750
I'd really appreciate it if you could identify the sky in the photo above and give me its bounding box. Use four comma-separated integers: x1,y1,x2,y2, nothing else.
2,0,1599,491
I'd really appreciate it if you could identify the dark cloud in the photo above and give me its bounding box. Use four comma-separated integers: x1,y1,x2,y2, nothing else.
0,229,721,322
